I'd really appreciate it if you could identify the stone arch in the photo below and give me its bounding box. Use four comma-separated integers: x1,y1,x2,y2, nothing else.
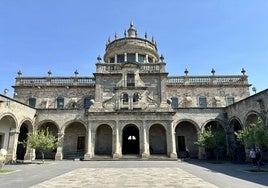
122,124,140,154
0,114,17,149
202,119,225,132
16,120,34,160
227,117,244,161
37,120,60,134
173,119,200,132
203,119,227,160
0,114,17,161
95,124,113,155
149,124,167,155
244,111,263,127
35,121,59,159
18,118,34,132
63,121,87,159
61,119,87,133
175,120,199,158
0,112,18,129
228,117,243,141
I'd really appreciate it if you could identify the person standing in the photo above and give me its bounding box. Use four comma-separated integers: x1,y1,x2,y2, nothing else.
249,148,256,166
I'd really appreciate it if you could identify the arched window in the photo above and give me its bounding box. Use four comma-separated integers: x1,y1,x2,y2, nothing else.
122,93,129,104
117,54,124,63
57,97,64,109
133,92,140,103
127,54,135,62
28,98,36,107
138,54,146,63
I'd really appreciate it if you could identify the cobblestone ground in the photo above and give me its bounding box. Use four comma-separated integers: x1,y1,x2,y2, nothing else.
31,167,218,188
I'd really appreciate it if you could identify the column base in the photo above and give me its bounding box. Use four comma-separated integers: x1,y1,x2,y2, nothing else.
141,153,149,159
84,153,92,160
55,152,63,160
24,151,35,161
169,152,177,159
112,153,120,159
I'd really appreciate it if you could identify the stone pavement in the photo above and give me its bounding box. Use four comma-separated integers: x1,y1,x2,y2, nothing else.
1,160,268,188
31,167,217,188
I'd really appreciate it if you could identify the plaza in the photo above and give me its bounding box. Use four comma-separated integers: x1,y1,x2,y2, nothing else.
1,160,267,188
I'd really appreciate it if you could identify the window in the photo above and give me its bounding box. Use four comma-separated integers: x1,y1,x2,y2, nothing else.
117,54,124,63
127,74,135,87
84,97,91,109
128,136,136,140
171,97,178,108
227,97,234,106
122,93,129,103
28,98,36,107
199,97,207,107
133,93,140,103
148,57,153,63
138,54,146,63
57,97,64,108
110,57,115,63
127,54,135,62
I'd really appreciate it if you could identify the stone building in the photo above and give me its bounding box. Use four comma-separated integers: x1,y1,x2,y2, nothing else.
0,23,267,162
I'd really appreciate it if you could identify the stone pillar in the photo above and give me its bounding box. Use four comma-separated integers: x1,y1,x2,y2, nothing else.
124,53,127,62
145,54,148,63
115,54,117,63
113,122,121,158
169,123,177,159
129,95,133,110
24,147,35,161
142,121,149,158
135,53,138,62
84,122,92,160
55,132,64,160
6,129,19,162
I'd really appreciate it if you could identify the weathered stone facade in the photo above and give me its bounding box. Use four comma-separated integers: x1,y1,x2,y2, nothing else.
0,23,267,162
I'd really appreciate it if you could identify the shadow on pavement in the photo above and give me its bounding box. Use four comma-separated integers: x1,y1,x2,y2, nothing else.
182,159,268,187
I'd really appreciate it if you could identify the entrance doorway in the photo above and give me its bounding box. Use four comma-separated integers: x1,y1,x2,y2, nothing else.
16,124,28,160
177,136,186,152
122,125,139,154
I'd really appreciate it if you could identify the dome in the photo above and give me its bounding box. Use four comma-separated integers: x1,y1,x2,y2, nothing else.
103,22,159,64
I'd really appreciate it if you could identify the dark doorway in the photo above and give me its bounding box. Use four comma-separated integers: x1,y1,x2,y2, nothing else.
177,136,186,152
95,124,112,155
122,125,139,154
16,124,28,160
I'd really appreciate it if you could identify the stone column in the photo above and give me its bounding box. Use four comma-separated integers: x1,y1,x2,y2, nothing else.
24,147,35,161
142,121,149,158
55,132,64,160
113,121,121,158
6,128,19,162
84,122,92,160
129,95,133,110
169,123,177,159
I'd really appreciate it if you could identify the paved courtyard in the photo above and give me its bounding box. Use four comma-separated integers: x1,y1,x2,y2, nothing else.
0,160,267,188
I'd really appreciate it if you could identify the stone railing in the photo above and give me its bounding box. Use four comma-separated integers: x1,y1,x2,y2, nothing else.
96,62,166,73
167,75,248,85
15,77,95,86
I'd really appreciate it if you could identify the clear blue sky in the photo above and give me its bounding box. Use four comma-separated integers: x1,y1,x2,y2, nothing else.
1,0,268,97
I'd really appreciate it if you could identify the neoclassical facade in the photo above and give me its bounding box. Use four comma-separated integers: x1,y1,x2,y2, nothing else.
0,23,267,162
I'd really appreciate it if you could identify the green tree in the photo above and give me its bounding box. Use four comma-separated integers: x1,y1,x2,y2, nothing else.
196,127,226,160
21,128,59,163
236,118,268,149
